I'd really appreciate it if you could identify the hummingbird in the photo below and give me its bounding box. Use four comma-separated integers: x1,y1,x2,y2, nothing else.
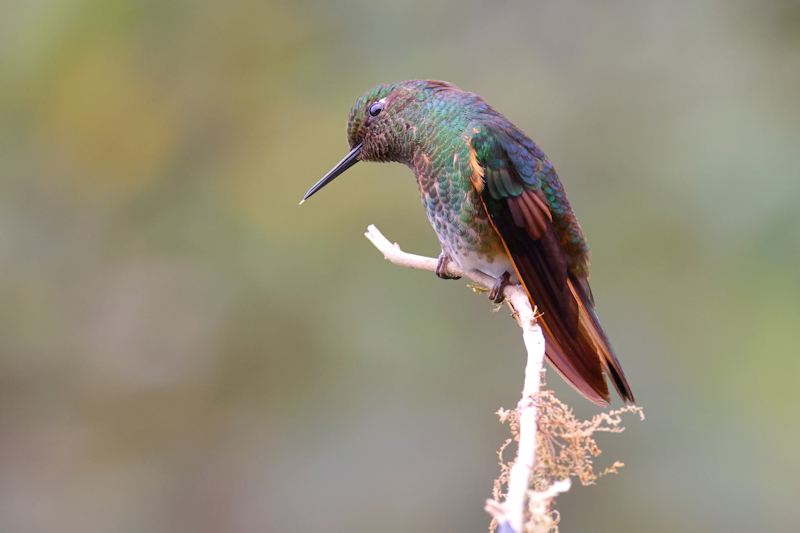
301,80,633,406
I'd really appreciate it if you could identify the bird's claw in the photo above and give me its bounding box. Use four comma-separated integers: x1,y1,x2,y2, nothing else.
435,253,461,280
488,272,511,303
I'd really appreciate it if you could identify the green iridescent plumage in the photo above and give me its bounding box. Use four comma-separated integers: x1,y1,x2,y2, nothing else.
303,80,633,406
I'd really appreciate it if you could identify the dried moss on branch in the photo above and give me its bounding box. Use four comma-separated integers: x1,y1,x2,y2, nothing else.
364,225,642,533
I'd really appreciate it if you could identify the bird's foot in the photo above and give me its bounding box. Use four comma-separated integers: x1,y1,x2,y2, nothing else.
488,272,511,304
435,253,461,280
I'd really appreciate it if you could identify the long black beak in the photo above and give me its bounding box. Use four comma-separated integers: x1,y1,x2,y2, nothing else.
300,143,362,204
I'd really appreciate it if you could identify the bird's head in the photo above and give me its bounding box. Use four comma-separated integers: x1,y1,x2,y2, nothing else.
301,80,461,203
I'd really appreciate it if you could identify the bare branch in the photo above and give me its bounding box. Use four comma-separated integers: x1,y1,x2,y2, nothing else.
364,224,554,533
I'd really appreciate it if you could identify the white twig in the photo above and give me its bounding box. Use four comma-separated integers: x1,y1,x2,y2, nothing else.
364,224,558,533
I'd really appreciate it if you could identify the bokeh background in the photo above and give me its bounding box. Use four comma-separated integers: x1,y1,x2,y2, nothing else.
2,0,799,531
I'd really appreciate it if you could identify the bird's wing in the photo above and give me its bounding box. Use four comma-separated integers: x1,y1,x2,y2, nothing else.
470,123,633,405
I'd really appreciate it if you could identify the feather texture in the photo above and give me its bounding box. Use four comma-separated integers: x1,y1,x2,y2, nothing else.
471,122,634,405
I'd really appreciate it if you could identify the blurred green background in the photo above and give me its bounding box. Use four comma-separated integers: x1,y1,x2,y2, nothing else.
2,0,799,531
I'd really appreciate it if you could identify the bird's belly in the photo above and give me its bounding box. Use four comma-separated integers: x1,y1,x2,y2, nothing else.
449,246,516,281
417,168,516,282
432,216,517,282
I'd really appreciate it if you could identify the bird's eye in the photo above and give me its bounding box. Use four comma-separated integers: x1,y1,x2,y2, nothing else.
368,101,384,117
